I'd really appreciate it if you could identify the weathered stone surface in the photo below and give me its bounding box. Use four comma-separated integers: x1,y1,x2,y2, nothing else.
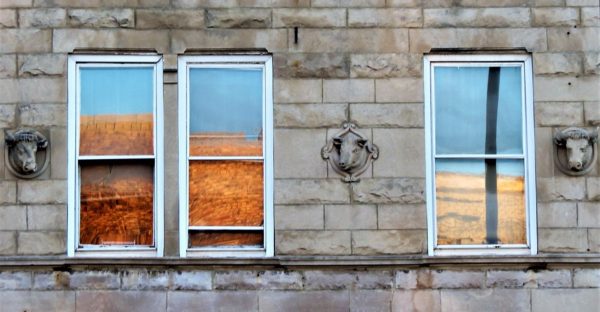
275,205,324,230
17,231,65,255
410,28,547,53
53,29,169,53
424,8,530,27
311,0,384,7
290,29,409,53
573,269,600,288
392,290,441,312
378,204,426,230
373,129,424,178
33,271,70,290
584,101,600,126
17,180,66,204
424,0,528,6
324,79,374,103
532,8,579,26
259,291,350,311
303,270,355,290
167,291,258,312
352,230,425,254
532,289,600,312
68,271,120,289
0,78,65,103
590,229,600,252
534,0,563,5
548,27,600,51
275,103,347,128
276,230,351,255
387,0,420,6
583,52,599,75
274,53,349,78
535,270,572,288
350,53,422,78
77,291,166,312
0,291,75,312
258,271,303,290
538,202,577,227
351,290,392,311
533,53,582,75
206,9,271,28
18,53,66,77
121,270,170,290
50,127,66,179
356,271,394,289
19,8,66,27
324,204,377,229
581,7,599,26
136,9,204,28
537,177,587,201
0,104,16,128
274,79,322,103
0,271,31,290
486,270,531,288
172,0,309,8
535,127,554,177
0,231,17,255
0,181,17,203
0,55,16,78
0,9,17,27
588,177,600,200
34,0,168,7
214,270,302,290
19,104,66,126
566,0,598,5
395,270,418,289
273,8,346,27
0,29,51,53
578,202,600,227
442,289,530,312
375,78,423,102
419,270,485,289
350,103,422,128
274,129,327,178
0,206,26,230
352,178,425,204
275,179,349,204
538,228,588,252
170,271,211,290
0,0,31,8
535,102,583,126
349,8,422,27
67,9,133,28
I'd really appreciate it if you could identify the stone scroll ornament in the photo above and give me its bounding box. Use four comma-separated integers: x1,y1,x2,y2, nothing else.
553,127,598,176
4,128,49,179
321,122,379,182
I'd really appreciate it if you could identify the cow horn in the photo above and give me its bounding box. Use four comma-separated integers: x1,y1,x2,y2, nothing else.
553,130,568,146
4,131,16,146
34,131,48,149
590,127,599,143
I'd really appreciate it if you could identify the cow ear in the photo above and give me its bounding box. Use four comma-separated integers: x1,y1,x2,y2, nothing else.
4,132,16,146
35,133,48,149
333,137,342,146
357,138,367,148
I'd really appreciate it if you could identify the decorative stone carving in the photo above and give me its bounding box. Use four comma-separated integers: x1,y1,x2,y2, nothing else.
322,122,379,182
4,128,49,179
553,127,598,176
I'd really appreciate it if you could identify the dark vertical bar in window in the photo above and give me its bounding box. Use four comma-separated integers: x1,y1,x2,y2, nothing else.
485,67,501,244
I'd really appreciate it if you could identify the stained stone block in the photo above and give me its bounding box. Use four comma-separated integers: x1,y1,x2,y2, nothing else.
350,53,422,78
565,0,598,5
392,290,441,312
0,271,31,290
583,53,599,75
0,0,32,8
275,179,350,204
273,8,346,28
547,27,600,51
533,53,582,75
138,9,205,29
19,104,66,127
206,8,271,28
121,270,170,290
0,78,65,104
395,270,418,289
0,9,17,27
68,271,120,289
67,9,134,28
587,177,600,200
532,289,600,312
167,291,258,312
18,180,67,204
311,0,385,7
0,181,17,203
274,79,322,103
535,102,583,126
0,55,16,78
274,53,349,78
373,128,424,178
276,230,351,255
573,269,600,288
19,8,66,28
275,205,324,230
290,29,409,53
323,79,374,103
419,270,485,289
424,8,530,27
355,271,394,289
76,291,166,312
170,271,212,290
387,0,421,6
532,8,579,26
0,29,51,53
581,7,599,26
18,53,66,77
486,270,531,288
324,204,377,229
303,270,356,290
0,291,75,312
350,103,423,128
589,229,600,252
537,202,577,227
53,29,170,53
0,231,16,255
0,104,15,128
0,206,26,230
214,270,302,290
578,202,600,227
441,289,530,312
535,270,572,288
379,204,426,230
33,271,70,290
275,103,347,128
375,78,423,103
351,290,392,312
274,129,328,178
352,178,425,204
537,177,587,201
259,291,350,312
172,0,309,8
538,228,588,252
351,230,425,255
349,8,422,27
17,231,65,255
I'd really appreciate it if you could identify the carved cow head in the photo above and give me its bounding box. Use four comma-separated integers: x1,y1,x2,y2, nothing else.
554,128,598,171
333,132,369,173
5,130,48,174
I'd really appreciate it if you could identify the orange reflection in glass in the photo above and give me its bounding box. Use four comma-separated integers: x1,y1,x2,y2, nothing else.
79,114,153,155
189,231,263,247
189,160,263,226
435,172,526,245
189,132,262,157
79,160,154,246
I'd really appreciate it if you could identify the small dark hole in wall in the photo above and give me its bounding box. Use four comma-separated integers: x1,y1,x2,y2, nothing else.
568,82,572,86
294,27,299,44
567,31,570,35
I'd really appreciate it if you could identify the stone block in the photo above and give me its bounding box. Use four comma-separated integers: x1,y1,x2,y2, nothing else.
535,270,572,288
566,0,598,5
214,270,302,290
0,231,16,255
387,0,420,6
136,9,204,29
18,180,66,204
588,177,600,200
0,271,31,290
67,271,120,289
441,289,530,312
121,270,170,290
259,291,350,312
0,9,17,27
538,228,588,252
18,53,66,77
0,205,26,230
303,270,356,290
424,0,529,6
0,55,16,78
350,103,423,128
352,230,425,255
349,8,422,27
0,78,65,104
274,79,322,103
311,0,384,7
537,202,577,227
275,205,324,230
534,0,564,5
206,8,271,28
350,53,422,78
259,271,303,290
290,29,409,53
583,53,599,75
273,8,346,27
19,8,66,28
409,28,547,53
0,181,17,203
324,204,377,229
275,103,347,128
17,231,65,255
350,290,392,312
589,229,600,252
395,270,418,289
533,8,579,26
352,178,425,204
583,101,600,127
378,204,426,230
324,79,374,103
578,202,600,227
486,270,532,288
424,8,530,27
535,102,583,126
392,290,441,312
0,291,75,312
573,269,600,288
532,289,600,312
50,127,66,179
533,53,582,75
375,78,423,103
76,291,166,312
172,0,309,8
0,0,31,8
275,179,350,204
537,177,587,201
274,53,348,78
276,230,351,255
535,127,554,177
19,104,66,126
581,7,599,26
53,29,169,53
0,104,15,128
67,9,134,28
420,270,485,289
548,27,600,52
35,0,169,7
356,271,394,289
372,129,424,178
167,291,258,312
0,29,51,53
274,129,328,178
33,271,70,290
170,271,212,290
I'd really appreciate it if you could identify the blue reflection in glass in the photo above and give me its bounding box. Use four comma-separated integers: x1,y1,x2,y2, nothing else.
435,159,524,177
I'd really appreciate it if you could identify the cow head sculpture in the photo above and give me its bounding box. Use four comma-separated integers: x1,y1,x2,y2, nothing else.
4,129,49,178
553,127,598,176
322,122,378,182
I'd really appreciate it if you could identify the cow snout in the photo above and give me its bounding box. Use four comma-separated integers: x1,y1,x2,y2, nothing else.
569,160,583,170
22,160,37,172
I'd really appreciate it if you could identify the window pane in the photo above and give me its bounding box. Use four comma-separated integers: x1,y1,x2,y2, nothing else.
79,160,154,246
435,159,526,245
189,160,264,226
189,231,263,248
434,66,523,155
189,68,263,157
79,67,154,156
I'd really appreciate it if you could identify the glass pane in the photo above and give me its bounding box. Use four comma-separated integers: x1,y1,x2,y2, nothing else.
189,68,263,157
189,231,263,248
434,66,523,155
435,159,526,246
79,160,154,246
79,67,154,156
189,160,264,226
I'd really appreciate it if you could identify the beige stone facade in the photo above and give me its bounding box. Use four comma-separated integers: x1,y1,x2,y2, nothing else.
0,0,599,310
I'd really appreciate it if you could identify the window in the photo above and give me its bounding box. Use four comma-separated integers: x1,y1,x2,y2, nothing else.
178,52,273,257
424,54,537,256
67,53,164,257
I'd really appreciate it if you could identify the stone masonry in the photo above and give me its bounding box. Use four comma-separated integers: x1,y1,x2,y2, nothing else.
0,0,599,310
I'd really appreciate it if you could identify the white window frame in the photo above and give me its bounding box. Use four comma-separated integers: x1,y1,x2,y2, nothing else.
424,54,537,256
67,54,164,257
177,54,274,258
